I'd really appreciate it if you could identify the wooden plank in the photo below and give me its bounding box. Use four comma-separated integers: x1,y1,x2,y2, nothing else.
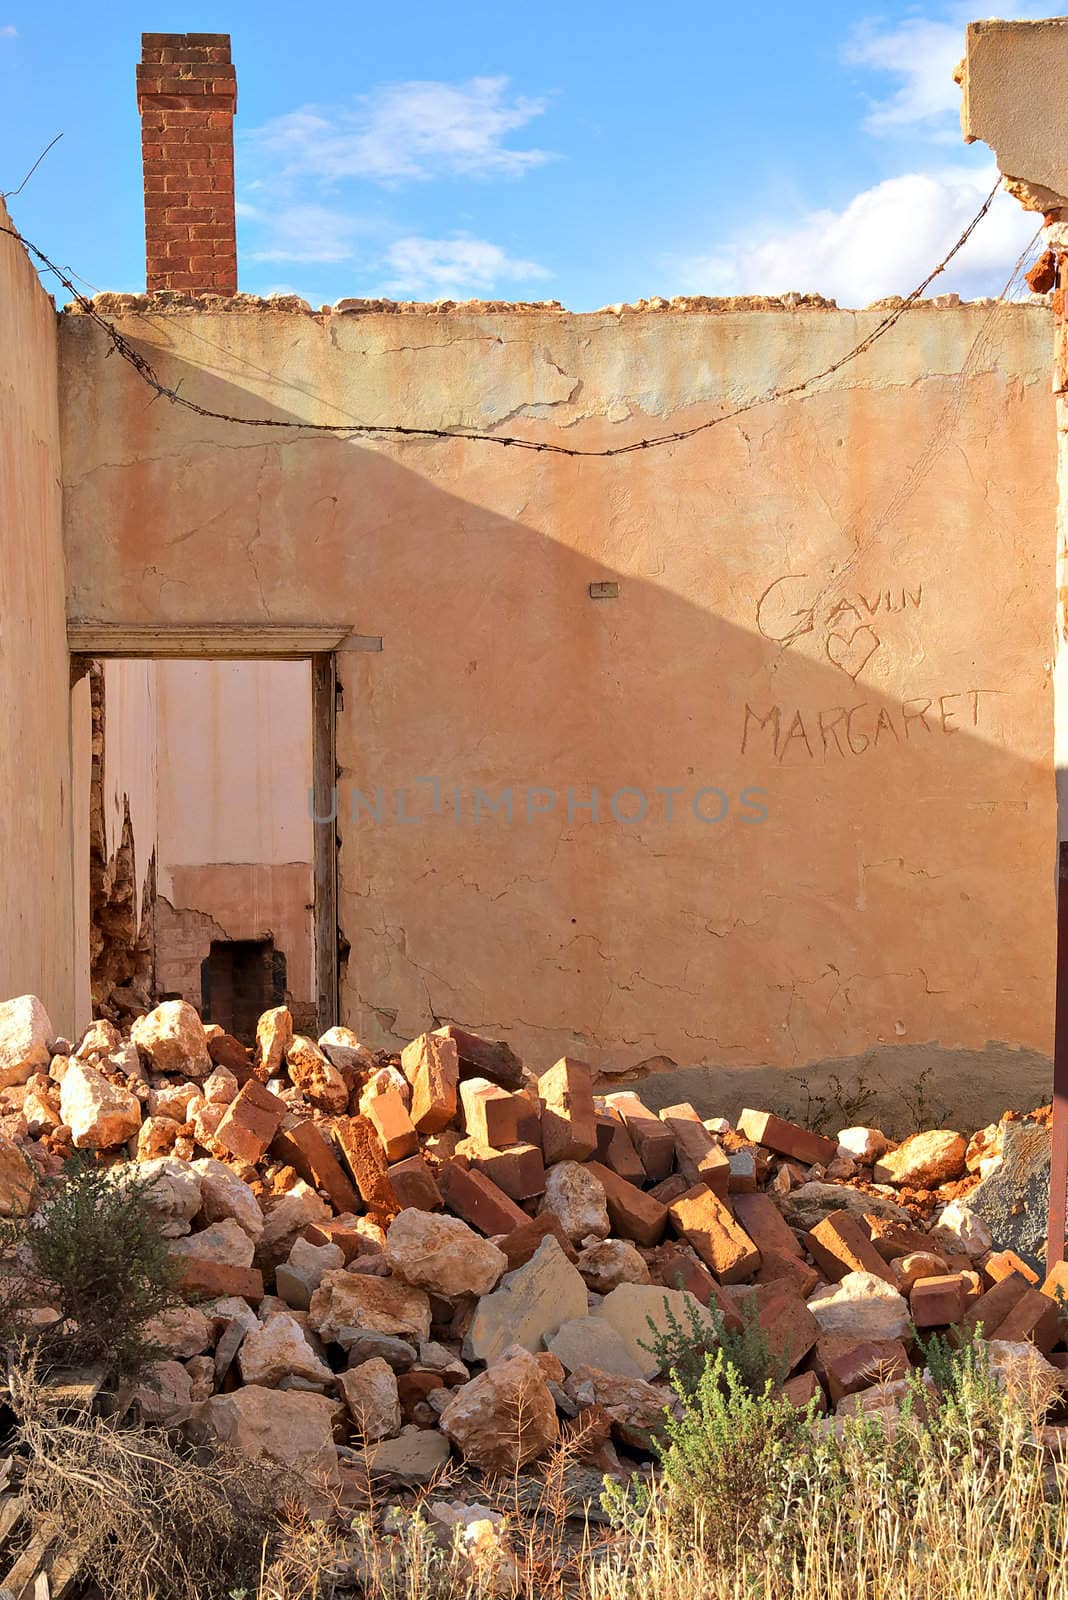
3,1530,52,1600
0,1494,25,1546
312,652,339,1036
67,623,353,659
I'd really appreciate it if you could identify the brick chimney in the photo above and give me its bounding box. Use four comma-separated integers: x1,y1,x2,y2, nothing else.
136,32,237,295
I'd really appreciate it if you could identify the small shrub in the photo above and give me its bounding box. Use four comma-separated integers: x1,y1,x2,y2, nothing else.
0,1152,183,1384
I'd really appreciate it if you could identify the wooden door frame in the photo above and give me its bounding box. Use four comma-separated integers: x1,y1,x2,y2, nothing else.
68,622,348,1035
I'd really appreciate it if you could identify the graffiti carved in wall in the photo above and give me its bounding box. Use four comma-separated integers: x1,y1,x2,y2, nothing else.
756,573,924,681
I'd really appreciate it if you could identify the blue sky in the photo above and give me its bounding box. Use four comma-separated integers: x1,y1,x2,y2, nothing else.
0,2,1045,309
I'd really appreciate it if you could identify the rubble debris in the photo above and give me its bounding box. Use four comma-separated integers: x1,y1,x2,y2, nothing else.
0,992,1063,1499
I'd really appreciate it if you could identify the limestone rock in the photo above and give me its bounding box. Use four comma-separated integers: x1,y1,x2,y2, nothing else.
539,1161,610,1242
339,1356,401,1440
131,1001,211,1077
927,1200,992,1258
575,1238,651,1294
967,1120,1051,1270
547,1316,645,1378
384,1207,507,1300
127,1156,202,1226
170,1218,255,1269
808,1271,911,1342
193,1157,264,1240
779,1182,909,1231
59,1058,141,1149
565,1365,672,1435
874,1131,966,1188
257,1182,332,1269
339,1330,417,1367
986,1340,1065,1410
133,1360,193,1426
277,1237,346,1310
151,1081,201,1123
836,1127,889,1163
237,1311,334,1387
318,1026,375,1077
286,1036,350,1114
463,1236,588,1364
359,1428,451,1481
256,1007,293,1078
0,1135,37,1215
144,1304,213,1358
187,1385,340,1488
593,1282,720,1378
203,1066,238,1105
440,1347,558,1470
0,996,52,1086
309,1270,432,1344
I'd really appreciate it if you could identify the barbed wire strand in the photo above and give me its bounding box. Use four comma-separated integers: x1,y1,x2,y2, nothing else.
1,133,63,200
0,180,1004,458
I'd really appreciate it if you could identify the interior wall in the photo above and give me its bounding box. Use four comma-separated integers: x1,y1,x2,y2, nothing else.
0,198,77,1036
58,297,1058,1126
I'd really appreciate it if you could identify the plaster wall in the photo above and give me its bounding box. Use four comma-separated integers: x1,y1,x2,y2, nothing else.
0,198,77,1035
58,298,1059,1126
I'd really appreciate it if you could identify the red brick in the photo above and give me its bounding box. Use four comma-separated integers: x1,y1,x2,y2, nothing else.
963,1269,1031,1336
659,1103,731,1194
777,1370,826,1411
647,1242,743,1333
821,1338,909,1403
910,1274,968,1328
1041,1259,1068,1307
387,1154,442,1212
333,1116,400,1217
498,1213,578,1270
648,1173,691,1205
595,1110,645,1185
364,1090,418,1162
401,1033,459,1133
469,1141,545,1201
438,1162,528,1236
983,1249,1040,1288
732,1191,803,1260
604,1092,675,1181
737,1109,837,1166
432,1024,523,1090
668,1184,761,1283
584,1160,667,1247
214,1079,285,1164
180,1259,264,1303
807,1211,898,1285
755,1282,820,1373
754,1247,821,1298
863,1218,937,1262
538,1058,597,1164
270,1117,360,1214
995,1287,1064,1352
459,1078,521,1148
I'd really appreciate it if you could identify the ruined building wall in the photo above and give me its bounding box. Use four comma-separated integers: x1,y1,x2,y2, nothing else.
153,658,315,1029
58,298,1058,1125
0,197,78,1034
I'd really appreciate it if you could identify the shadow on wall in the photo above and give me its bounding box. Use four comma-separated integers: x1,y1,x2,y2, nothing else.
59,309,1057,1131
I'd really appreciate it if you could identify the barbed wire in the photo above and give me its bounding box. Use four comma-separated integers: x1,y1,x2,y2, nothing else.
0,180,1006,458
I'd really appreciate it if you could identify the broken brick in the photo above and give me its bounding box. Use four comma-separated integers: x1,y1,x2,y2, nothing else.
807,1211,897,1285
732,1191,804,1260
984,1249,1040,1288
180,1259,264,1303
388,1153,443,1212
910,1274,968,1329
604,1092,675,1181
659,1102,731,1195
777,1370,826,1411
214,1078,286,1165
963,1269,1032,1337
431,1024,523,1090
648,1242,743,1334
754,1282,819,1373
595,1109,646,1185
498,1213,579,1271
754,1247,821,1298
469,1140,546,1201
737,1109,837,1167
365,1089,419,1162
667,1184,761,1283
333,1115,400,1216
821,1338,909,1403
401,1032,459,1134
459,1078,522,1148
438,1162,528,1236
538,1058,597,1164
584,1159,667,1248
271,1116,360,1214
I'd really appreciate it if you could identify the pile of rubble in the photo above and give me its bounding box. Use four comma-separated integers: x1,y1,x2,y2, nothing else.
0,992,1063,1498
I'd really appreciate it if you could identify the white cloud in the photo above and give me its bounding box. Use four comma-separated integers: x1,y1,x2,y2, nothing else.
0,24,16,36
669,167,1038,307
381,234,550,297
240,203,378,264
844,5,1048,135
246,77,552,186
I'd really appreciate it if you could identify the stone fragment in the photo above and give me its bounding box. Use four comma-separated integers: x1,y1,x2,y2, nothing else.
214,1079,286,1165
309,1270,432,1344
340,1356,401,1440
59,1058,141,1149
359,1428,452,1481
807,1211,897,1285
470,1142,546,1200
659,1103,730,1193
584,1160,667,1246
891,1250,949,1294
910,1274,968,1328
133,1360,194,1426
727,1148,757,1193
464,1236,588,1364
836,1126,889,1163
433,1024,524,1090
497,1212,578,1270
808,1271,911,1342
257,1182,333,1268
318,1025,374,1078
438,1163,527,1235
193,1156,264,1239
593,1282,719,1378
150,1081,201,1123
188,1385,340,1488
401,1033,459,1133
539,1161,610,1242
966,1121,1003,1176
737,1109,837,1166
0,996,52,1086
986,1340,1065,1411
538,1058,597,1164
460,1078,521,1148
256,1007,293,1079
417,1340,469,1382
967,1121,1051,1270
131,1001,211,1077
576,1238,651,1293
333,1115,399,1214
203,1066,238,1105
604,1092,675,1181
385,1207,507,1299
547,1316,645,1378
440,1347,558,1471
780,1183,908,1232
873,1130,966,1188
341,1330,416,1367
0,1136,37,1214
388,1153,443,1211
238,1311,334,1386
171,1217,255,1269
286,1036,350,1113
125,1156,202,1233
144,1304,213,1358
277,1237,346,1310
565,1366,672,1443
668,1183,760,1282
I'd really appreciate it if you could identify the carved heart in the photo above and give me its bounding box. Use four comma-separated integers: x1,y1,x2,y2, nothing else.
825,625,880,681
